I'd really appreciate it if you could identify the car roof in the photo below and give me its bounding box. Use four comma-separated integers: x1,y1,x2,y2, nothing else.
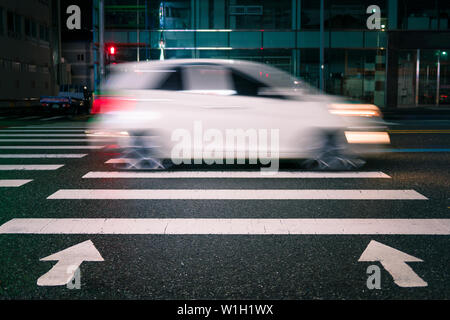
110,59,257,70
109,58,299,88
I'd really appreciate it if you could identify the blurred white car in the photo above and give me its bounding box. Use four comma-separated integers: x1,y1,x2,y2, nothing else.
89,59,390,170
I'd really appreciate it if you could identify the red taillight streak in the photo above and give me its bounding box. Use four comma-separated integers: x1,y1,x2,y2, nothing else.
91,97,136,114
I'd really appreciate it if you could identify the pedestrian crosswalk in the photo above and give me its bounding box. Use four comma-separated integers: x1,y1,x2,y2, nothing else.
0,125,101,188
0,122,439,237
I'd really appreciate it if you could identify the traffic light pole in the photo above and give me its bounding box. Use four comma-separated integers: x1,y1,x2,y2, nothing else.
99,0,105,83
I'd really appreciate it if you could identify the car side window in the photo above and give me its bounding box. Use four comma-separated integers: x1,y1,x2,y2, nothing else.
156,68,183,91
230,70,266,97
181,65,235,95
230,69,288,100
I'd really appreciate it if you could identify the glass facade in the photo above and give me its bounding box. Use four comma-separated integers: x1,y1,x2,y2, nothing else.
93,0,450,108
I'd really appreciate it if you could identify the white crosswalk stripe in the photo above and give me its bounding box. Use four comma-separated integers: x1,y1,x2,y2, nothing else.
47,189,427,200
84,171,391,179
0,130,86,132
0,146,103,149
0,139,112,142
0,218,448,235
0,154,87,158
9,126,88,129
40,116,65,121
0,134,87,137
0,165,64,170
0,180,33,187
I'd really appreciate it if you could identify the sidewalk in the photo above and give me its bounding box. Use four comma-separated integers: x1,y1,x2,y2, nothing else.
382,106,450,120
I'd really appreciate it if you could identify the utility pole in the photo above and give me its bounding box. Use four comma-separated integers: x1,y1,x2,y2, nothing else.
99,0,105,83
319,0,324,91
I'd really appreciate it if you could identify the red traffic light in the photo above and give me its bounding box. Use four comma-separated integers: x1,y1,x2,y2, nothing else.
109,46,116,55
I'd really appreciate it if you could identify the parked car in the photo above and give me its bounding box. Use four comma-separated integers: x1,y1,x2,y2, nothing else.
88,59,390,170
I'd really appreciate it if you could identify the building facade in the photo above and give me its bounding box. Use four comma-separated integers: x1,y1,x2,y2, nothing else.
93,0,450,109
0,0,62,105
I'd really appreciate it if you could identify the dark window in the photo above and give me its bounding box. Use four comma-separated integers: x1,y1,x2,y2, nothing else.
0,8,3,35
157,69,183,91
7,11,14,33
7,11,22,38
25,18,31,36
230,70,267,97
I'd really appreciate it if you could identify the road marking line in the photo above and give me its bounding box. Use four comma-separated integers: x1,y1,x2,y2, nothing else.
16,116,41,120
40,116,65,121
84,171,391,179
0,180,33,187
0,165,64,170
10,126,88,129
382,148,450,153
0,218,448,234
0,139,111,142
389,129,450,133
0,146,104,149
47,189,427,200
0,154,87,158
0,134,87,137
0,130,86,132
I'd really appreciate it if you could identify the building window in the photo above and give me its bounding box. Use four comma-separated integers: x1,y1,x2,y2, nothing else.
25,18,31,36
39,24,46,41
77,54,85,61
228,0,291,29
32,21,37,38
7,11,22,38
398,0,439,30
0,8,4,35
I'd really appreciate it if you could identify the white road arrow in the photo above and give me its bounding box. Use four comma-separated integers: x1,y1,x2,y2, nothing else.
37,240,104,286
358,240,427,287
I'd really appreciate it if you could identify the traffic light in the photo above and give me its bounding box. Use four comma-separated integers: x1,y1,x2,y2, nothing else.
106,45,117,65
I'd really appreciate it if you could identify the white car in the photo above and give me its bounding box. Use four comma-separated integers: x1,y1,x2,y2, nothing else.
89,59,390,170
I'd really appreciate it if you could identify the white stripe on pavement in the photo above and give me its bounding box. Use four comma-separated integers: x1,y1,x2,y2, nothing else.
84,171,391,179
47,189,427,200
10,126,88,129
0,154,87,158
0,218,448,235
0,134,87,137
0,130,86,132
0,139,112,142
0,180,33,187
40,116,65,121
0,165,64,170
0,146,104,149
16,116,41,120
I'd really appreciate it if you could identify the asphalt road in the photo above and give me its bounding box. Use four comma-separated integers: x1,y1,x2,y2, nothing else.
0,114,449,300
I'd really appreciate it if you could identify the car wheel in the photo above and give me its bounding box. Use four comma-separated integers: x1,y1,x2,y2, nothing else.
301,130,365,171
116,132,173,170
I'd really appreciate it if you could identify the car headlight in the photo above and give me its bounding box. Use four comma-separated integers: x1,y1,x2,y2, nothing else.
328,104,382,118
